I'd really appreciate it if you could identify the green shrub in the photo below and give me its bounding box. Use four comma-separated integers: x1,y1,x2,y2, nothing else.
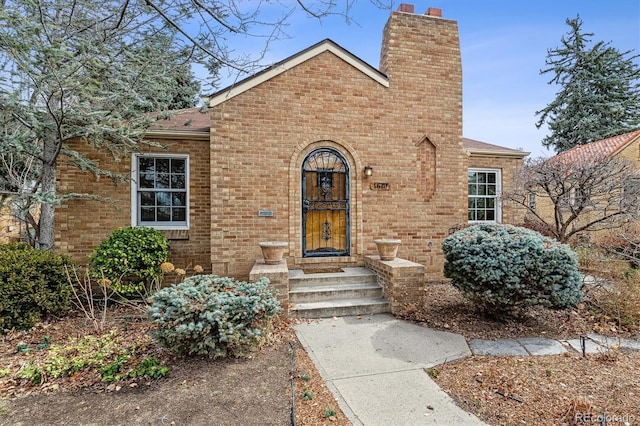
16,331,168,384
442,224,582,315
88,227,170,295
148,275,282,357
0,243,74,331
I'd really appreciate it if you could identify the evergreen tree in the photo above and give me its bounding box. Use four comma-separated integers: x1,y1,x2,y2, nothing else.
536,16,640,153
0,0,388,249
0,0,203,249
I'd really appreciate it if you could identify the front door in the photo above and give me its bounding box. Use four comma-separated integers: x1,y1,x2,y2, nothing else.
302,148,350,257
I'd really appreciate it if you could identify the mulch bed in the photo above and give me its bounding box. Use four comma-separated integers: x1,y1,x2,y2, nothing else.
404,281,640,426
2,279,639,426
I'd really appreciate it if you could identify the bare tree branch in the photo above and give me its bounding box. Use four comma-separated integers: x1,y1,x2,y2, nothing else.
505,155,640,242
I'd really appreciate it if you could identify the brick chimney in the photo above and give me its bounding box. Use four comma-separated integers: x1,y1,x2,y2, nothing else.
398,3,414,13
378,4,462,146
426,7,442,17
379,5,460,81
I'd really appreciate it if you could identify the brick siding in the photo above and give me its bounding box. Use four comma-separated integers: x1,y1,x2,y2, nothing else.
56,136,211,270
55,6,524,282
209,9,466,279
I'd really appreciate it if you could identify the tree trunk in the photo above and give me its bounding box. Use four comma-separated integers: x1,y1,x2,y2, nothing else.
38,136,57,251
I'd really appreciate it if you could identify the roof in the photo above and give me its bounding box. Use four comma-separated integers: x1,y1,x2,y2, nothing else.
463,137,529,158
208,39,389,108
145,107,210,140
143,110,527,161
553,130,640,163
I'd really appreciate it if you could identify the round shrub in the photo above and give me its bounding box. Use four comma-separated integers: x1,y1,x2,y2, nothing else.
0,243,75,331
148,275,282,357
89,227,170,295
442,224,582,315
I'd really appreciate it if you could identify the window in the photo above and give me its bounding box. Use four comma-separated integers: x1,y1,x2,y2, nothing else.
528,192,537,210
468,168,501,222
132,154,188,228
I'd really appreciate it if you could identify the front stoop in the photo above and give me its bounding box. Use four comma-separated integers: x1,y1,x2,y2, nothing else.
289,267,390,318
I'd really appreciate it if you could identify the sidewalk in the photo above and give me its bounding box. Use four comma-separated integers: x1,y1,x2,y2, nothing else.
294,314,487,426
294,314,640,426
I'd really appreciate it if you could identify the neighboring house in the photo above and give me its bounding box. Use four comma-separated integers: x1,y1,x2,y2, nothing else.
0,202,20,244
56,4,527,283
551,130,640,165
0,197,36,244
525,129,640,240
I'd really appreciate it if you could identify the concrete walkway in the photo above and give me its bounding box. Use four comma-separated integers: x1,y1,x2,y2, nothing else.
294,314,486,426
294,314,640,426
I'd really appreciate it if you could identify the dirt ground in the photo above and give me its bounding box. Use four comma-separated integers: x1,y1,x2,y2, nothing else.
0,308,345,426
432,351,639,426
2,280,639,426
1,346,291,426
407,282,640,426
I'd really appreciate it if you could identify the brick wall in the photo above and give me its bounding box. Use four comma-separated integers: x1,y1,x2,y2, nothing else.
209,7,465,279
55,136,211,270
0,203,21,243
55,6,526,284
532,138,640,240
364,255,425,314
468,155,527,225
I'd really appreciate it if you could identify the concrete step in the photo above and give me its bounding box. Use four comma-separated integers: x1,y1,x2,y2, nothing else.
290,282,384,303
290,297,391,319
288,266,377,287
288,266,390,318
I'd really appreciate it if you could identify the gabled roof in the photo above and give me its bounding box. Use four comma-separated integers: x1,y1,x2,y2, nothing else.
553,130,640,163
208,39,389,108
463,137,529,158
146,107,210,140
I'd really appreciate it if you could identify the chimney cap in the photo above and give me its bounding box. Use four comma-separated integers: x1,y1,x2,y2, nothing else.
398,3,415,13
426,7,442,17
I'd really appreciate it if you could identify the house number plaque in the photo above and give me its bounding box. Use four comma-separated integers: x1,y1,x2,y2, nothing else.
370,182,390,191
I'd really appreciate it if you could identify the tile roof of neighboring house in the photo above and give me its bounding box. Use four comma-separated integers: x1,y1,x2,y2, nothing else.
146,107,210,138
463,137,528,158
553,130,640,163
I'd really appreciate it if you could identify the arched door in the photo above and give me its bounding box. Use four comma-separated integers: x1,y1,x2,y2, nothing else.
302,148,350,257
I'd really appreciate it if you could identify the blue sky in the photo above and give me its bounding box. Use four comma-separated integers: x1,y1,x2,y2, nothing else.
211,1,640,158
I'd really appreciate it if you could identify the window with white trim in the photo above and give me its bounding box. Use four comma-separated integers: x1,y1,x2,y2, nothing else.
132,154,188,228
468,168,501,223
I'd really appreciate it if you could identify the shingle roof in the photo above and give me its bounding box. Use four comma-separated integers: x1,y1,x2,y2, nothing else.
144,109,528,159
554,130,640,163
147,107,210,133
463,137,528,158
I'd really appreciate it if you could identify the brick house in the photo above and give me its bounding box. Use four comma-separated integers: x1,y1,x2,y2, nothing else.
56,4,527,313
526,129,640,241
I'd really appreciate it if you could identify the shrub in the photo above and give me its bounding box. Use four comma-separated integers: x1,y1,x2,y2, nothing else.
16,331,168,384
442,224,582,315
597,227,640,269
148,275,282,357
0,243,74,331
598,269,640,328
88,227,170,295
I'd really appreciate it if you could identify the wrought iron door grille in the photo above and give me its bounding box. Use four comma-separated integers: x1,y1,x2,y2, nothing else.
302,149,350,257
